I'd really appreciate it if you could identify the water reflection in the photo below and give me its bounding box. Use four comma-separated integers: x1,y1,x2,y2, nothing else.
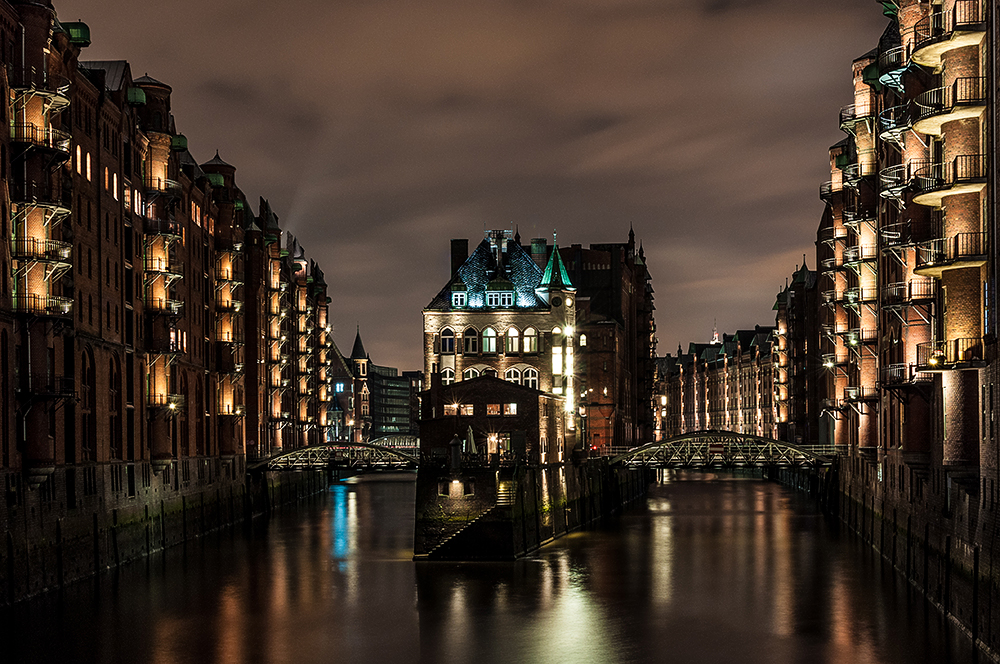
0,471,984,664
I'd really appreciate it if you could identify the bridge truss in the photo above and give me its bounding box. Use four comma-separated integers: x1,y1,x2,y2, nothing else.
611,430,833,469
250,436,420,472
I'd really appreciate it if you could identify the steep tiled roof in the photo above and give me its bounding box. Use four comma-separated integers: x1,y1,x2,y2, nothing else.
425,238,547,310
351,328,367,360
540,245,575,291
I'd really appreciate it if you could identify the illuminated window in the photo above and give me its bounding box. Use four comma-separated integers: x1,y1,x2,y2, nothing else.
362,403,369,416
442,368,455,385
462,368,479,380
76,145,82,173
444,403,458,416
504,403,517,416
552,346,564,375
441,328,455,353
104,167,109,189
579,334,587,347
452,292,466,307
463,327,478,354
500,292,513,307
505,328,519,354
86,153,91,181
523,328,538,353
487,292,500,307
112,173,118,200
523,368,539,389
481,327,497,353
460,404,474,416
335,383,345,393
486,403,501,416
504,368,521,384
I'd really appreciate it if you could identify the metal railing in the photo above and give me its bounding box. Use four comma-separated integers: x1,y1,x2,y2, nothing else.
843,244,877,264
12,293,73,316
144,217,183,237
879,163,909,194
912,154,987,194
144,177,181,194
9,181,69,208
915,77,986,120
148,393,185,409
916,232,987,270
7,66,71,98
878,44,907,74
21,374,75,397
844,287,877,303
882,279,936,305
10,124,71,153
839,101,873,129
843,386,878,402
145,297,184,316
913,1,985,53
144,256,184,276
878,104,913,143
11,237,72,261
916,337,985,369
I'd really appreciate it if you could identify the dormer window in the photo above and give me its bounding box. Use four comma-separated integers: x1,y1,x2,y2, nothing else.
487,292,500,307
500,292,513,307
452,292,466,307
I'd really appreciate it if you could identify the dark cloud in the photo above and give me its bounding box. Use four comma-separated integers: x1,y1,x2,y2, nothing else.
57,0,885,369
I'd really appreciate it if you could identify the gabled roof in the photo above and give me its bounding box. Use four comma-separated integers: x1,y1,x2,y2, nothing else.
425,238,547,310
79,60,131,91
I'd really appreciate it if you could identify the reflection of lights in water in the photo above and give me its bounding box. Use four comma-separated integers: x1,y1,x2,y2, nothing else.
331,484,358,578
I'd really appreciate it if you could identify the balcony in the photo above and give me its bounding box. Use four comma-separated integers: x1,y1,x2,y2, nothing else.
146,335,184,356
877,45,907,92
911,154,986,206
216,351,244,375
843,328,877,348
216,329,245,345
144,177,182,199
882,280,936,307
11,237,72,265
216,299,242,313
821,289,843,306
145,297,184,317
880,221,912,248
10,182,71,225
879,163,909,199
843,287,877,307
839,101,874,134
20,374,75,399
881,363,933,387
914,232,987,277
822,352,848,368
820,255,843,273
144,256,184,280
916,337,985,371
842,161,875,189
843,386,878,403
911,1,986,70
144,217,183,239
148,393,185,411
10,124,71,158
216,267,243,285
842,244,877,267
913,77,987,136
878,105,912,146
13,293,72,317
819,181,841,202
8,67,71,114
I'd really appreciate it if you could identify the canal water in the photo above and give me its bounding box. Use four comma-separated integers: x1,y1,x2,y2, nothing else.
1,471,985,664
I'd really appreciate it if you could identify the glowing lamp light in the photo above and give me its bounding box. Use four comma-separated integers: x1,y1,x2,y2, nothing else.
168,402,176,410
928,356,940,366
823,360,834,368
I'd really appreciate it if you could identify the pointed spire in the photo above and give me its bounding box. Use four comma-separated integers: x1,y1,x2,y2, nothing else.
351,325,367,360
539,245,575,292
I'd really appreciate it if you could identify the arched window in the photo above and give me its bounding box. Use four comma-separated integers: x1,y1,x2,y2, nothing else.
504,368,521,384
441,368,455,385
462,368,479,380
463,327,478,354
579,334,587,347
483,368,498,378
440,328,455,354
505,328,519,354
523,327,538,353
481,327,497,354
523,368,539,390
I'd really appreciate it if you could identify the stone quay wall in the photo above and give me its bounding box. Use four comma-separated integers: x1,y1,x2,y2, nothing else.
1,464,327,605
772,460,1000,660
413,458,651,560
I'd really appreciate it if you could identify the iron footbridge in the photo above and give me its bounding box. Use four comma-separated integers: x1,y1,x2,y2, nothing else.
248,436,420,472
611,430,834,469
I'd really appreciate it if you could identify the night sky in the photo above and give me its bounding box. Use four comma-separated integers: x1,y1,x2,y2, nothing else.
56,0,887,370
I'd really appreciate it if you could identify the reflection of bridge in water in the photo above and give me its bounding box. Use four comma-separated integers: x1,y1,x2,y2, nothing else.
248,435,420,472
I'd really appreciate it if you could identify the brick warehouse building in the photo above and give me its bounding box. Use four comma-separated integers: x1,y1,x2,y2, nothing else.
0,0,357,601
422,229,655,455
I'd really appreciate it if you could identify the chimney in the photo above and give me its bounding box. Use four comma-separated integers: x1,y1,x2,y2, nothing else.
531,238,547,271
450,239,468,277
